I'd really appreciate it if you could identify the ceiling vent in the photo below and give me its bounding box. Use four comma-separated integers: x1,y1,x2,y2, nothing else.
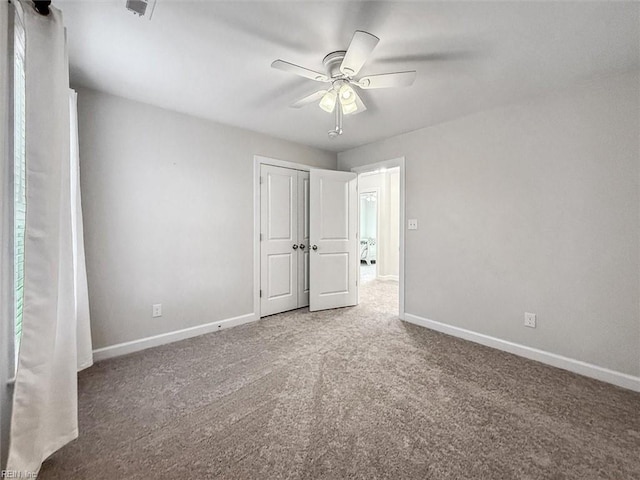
126,0,156,19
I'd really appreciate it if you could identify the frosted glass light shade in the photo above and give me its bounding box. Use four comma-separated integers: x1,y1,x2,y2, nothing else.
339,84,356,105
338,84,358,114
341,101,358,115
319,90,337,113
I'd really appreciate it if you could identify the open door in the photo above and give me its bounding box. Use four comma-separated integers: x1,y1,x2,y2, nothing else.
309,169,358,312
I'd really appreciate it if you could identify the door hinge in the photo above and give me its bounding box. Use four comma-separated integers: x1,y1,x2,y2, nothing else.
259,289,262,298
260,233,263,241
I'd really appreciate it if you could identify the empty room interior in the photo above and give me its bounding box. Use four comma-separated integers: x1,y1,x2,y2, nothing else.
1,0,640,478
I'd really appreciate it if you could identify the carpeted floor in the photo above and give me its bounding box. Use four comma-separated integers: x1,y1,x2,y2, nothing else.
40,280,640,479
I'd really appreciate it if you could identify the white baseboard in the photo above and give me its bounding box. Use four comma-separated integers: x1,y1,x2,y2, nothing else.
403,313,640,393
93,312,257,362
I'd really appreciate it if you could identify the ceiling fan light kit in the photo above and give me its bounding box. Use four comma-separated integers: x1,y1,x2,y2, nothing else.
271,30,417,139
319,90,337,113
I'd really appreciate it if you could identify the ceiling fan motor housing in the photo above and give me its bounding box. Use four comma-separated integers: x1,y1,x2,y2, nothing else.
323,51,348,78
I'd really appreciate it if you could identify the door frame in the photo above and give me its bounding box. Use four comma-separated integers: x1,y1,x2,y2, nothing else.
351,157,406,320
253,155,312,318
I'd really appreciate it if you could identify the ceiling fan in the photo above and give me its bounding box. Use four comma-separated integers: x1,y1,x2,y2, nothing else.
271,30,417,138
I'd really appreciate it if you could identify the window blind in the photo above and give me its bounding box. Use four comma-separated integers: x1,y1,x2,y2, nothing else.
13,11,26,370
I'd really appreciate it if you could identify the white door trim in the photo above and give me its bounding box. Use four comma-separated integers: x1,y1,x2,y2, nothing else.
255,155,312,172
253,155,312,318
351,157,406,320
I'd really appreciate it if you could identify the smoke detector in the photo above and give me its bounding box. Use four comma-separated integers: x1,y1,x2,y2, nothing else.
126,0,157,19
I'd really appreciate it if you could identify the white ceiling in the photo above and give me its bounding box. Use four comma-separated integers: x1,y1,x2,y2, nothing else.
59,1,640,153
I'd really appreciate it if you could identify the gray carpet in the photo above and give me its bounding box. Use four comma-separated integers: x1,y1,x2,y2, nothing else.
40,280,640,479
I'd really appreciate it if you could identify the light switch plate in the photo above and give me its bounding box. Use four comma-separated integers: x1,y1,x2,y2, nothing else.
408,219,418,230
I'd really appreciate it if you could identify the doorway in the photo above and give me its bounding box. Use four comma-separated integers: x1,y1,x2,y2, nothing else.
359,189,379,283
353,159,405,319
254,156,359,318
253,155,404,320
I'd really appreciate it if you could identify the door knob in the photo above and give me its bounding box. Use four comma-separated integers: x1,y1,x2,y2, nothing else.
312,245,318,250
292,244,298,250
299,244,306,250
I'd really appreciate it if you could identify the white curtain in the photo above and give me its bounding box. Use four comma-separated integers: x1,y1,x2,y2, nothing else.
70,90,93,372
8,3,92,474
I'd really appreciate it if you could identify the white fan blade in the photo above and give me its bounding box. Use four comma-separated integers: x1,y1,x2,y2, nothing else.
340,30,380,77
357,71,416,89
344,90,367,116
271,60,329,82
290,90,328,108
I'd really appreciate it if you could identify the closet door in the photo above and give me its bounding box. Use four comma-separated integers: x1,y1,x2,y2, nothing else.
260,165,298,316
297,171,310,307
309,169,358,312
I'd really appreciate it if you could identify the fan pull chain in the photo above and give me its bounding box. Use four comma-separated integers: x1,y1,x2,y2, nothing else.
329,103,343,138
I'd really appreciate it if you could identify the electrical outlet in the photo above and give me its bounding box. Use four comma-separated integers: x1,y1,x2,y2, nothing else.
524,312,536,328
408,219,418,230
152,304,162,318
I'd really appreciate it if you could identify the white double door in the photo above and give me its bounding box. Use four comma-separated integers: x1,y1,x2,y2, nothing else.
260,164,358,316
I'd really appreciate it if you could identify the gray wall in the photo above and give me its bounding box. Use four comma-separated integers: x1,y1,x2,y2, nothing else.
339,72,640,377
77,88,336,349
